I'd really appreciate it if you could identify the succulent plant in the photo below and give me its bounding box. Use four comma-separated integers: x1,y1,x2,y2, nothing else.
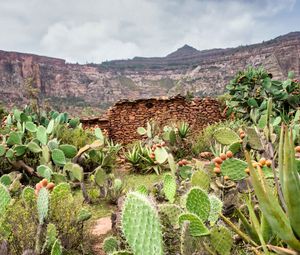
158,203,182,228
190,170,210,191
121,192,164,255
178,213,210,237
208,195,223,226
220,158,248,181
163,173,176,203
103,236,119,254
210,226,233,255
246,126,300,251
37,187,49,224
185,187,210,221
213,128,240,145
180,221,197,255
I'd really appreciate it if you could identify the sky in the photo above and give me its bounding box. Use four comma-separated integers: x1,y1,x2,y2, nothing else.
0,0,299,63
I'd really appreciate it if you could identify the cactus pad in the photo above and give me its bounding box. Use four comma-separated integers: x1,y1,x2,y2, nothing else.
59,144,77,158
163,173,176,203
178,213,210,237
51,149,66,166
208,195,223,226
22,186,36,204
185,187,210,221
94,167,107,186
0,184,11,215
0,175,12,186
180,221,197,255
37,126,48,145
154,147,168,164
158,204,182,228
210,226,233,255
37,165,53,181
0,144,6,156
77,208,92,222
214,128,240,145
191,170,210,191
245,127,263,151
27,141,42,153
220,158,248,181
103,236,119,254
228,142,241,154
121,192,163,255
37,187,49,224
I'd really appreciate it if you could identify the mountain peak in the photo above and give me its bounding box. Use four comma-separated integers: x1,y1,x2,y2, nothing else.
166,44,199,58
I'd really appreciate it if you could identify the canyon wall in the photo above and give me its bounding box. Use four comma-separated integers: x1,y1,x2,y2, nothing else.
0,32,299,116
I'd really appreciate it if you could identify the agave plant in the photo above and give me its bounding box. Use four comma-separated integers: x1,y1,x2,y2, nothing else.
246,126,300,253
178,122,190,139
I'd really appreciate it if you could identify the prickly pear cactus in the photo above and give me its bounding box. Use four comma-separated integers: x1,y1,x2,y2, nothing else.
213,128,240,145
180,221,197,255
163,173,176,203
51,149,66,166
77,208,92,222
37,125,48,145
0,175,12,186
51,239,62,255
0,184,11,215
94,167,107,186
191,170,210,191
0,144,6,156
245,127,263,150
185,187,210,221
21,186,36,205
121,192,163,255
228,142,241,154
103,236,119,254
37,165,53,181
178,213,210,237
220,158,248,181
208,195,223,226
154,147,168,164
59,144,77,158
158,203,182,228
37,187,49,224
210,226,233,255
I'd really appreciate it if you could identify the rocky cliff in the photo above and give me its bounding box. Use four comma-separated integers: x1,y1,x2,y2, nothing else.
0,32,299,115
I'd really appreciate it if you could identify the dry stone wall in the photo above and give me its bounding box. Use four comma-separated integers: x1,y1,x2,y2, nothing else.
82,96,225,144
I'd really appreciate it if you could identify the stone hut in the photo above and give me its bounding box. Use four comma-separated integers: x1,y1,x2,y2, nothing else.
81,95,225,144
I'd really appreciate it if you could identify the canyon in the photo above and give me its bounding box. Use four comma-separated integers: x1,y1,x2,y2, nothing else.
0,32,299,116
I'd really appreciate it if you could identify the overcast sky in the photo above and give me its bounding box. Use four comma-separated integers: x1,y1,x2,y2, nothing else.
0,0,299,63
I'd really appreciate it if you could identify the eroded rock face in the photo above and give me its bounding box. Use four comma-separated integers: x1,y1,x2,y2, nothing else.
0,32,299,115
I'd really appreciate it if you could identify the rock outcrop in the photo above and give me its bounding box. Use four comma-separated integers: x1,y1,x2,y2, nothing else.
0,32,299,115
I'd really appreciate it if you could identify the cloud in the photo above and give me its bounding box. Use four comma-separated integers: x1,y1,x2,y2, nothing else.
0,0,298,63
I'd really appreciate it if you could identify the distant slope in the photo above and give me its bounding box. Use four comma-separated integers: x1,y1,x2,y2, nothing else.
0,32,299,116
